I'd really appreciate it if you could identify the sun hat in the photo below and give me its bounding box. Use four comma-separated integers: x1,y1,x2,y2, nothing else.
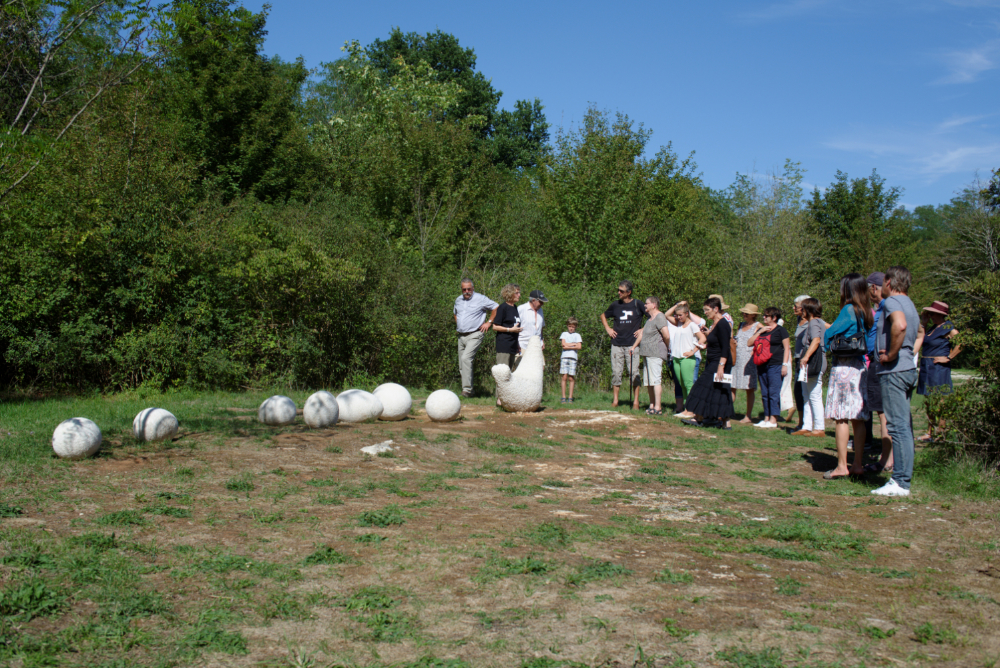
708,294,730,310
739,303,759,315
529,289,548,303
923,301,949,316
867,272,885,287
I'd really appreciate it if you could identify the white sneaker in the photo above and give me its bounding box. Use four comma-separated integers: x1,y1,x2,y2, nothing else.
871,479,910,497
754,420,775,429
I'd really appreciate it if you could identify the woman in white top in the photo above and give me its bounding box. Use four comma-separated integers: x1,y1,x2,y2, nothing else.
664,301,706,419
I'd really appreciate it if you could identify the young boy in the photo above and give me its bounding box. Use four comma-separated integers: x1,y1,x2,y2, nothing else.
560,317,583,403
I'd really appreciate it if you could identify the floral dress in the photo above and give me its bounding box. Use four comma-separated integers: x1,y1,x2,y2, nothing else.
825,355,869,421
732,322,758,391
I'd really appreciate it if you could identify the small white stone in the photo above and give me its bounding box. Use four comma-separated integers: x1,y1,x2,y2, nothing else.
52,418,102,459
373,383,412,421
303,391,339,428
258,395,297,426
337,390,384,423
132,408,179,443
425,389,461,422
361,440,394,455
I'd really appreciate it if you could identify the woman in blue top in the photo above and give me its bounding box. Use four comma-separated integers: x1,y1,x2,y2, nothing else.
822,273,873,480
917,301,961,442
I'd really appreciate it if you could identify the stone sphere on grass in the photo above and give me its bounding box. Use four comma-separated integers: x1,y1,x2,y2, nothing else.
337,390,384,423
133,408,179,443
258,395,297,426
373,383,412,421
425,390,461,422
304,391,339,428
52,418,102,459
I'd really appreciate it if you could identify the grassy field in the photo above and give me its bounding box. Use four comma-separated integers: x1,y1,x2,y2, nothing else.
0,383,998,668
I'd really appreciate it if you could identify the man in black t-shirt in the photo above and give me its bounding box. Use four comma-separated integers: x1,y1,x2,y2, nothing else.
600,280,647,408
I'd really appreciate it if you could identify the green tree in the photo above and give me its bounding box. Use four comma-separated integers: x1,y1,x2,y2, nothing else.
983,168,1000,210
538,106,709,291
487,98,550,169
157,0,322,201
1,0,156,201
807,169,915,277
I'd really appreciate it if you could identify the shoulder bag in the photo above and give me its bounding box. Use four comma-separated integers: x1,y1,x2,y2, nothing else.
829,310,867,357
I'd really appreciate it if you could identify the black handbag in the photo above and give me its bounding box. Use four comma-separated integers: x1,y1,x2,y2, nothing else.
829,310,868,357
805,351,823,376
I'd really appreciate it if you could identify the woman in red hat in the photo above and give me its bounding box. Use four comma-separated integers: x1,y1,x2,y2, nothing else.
917,301,961,442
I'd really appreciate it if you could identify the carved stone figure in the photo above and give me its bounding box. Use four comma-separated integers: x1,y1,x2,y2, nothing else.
52,417,102,459
493,335,544,412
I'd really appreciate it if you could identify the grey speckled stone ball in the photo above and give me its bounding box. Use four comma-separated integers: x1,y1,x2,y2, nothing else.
304,391,339,428
52,418,103,459
133,408,179,443
258,395,297,426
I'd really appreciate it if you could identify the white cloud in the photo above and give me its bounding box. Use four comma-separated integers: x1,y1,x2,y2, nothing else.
935,41,1000,84
937,114,989,130
823,120,1000,183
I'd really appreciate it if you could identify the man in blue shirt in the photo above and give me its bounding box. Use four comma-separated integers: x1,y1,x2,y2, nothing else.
454,279,499,398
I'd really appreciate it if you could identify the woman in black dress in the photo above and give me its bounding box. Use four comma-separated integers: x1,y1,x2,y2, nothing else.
682,296,735,430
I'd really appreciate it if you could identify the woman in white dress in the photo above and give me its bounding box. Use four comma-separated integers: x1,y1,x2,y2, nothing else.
731,304,761,424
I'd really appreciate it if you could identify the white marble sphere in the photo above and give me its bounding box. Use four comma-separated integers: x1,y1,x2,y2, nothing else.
373,383,412,421
303,391,339,428
425,389,461,422
258,395,297,426
52,418,102,459
337,389,384,423
493,335,544,412
132,408,179,443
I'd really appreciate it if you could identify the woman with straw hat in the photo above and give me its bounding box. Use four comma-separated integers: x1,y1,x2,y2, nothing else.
916,301,961,442
732,304,761,423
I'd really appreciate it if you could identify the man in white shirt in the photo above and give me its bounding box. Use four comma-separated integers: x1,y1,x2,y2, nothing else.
453,278,498,397
516,290,548,363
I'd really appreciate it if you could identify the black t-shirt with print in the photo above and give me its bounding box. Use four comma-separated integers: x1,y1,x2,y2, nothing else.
767,325,789,366
603,299,647,344
495,303,521,354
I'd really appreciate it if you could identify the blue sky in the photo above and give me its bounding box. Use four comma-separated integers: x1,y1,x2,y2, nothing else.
246,0,1000,209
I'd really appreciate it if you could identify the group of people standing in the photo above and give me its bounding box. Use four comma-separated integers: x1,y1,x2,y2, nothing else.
452,270,960,497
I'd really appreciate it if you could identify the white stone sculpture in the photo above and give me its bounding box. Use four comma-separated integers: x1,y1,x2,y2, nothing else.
132,408,179,443
337,389,384,423
258,395,297,426
303,391,339,428
52,418,102,459
493,335,544,412
373,383,412,421
425,389,461,422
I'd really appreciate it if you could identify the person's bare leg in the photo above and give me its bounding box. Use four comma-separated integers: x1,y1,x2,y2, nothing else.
561,374,568,400
653,385,662,412
612,385,620,407
740,390,754,424
829,420,851,476
786,406,797,425
568,376,575,401
850,419,866,474
647,386,655,410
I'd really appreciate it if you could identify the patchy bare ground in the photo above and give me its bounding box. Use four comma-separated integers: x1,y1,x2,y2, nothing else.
2,398,999,667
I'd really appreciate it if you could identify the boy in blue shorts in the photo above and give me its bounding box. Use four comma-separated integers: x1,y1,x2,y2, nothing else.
560,317,583,403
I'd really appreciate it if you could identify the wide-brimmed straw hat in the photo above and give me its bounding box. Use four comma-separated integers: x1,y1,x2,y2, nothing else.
739,303,759,315
709,294,730,310
923,301,949,316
